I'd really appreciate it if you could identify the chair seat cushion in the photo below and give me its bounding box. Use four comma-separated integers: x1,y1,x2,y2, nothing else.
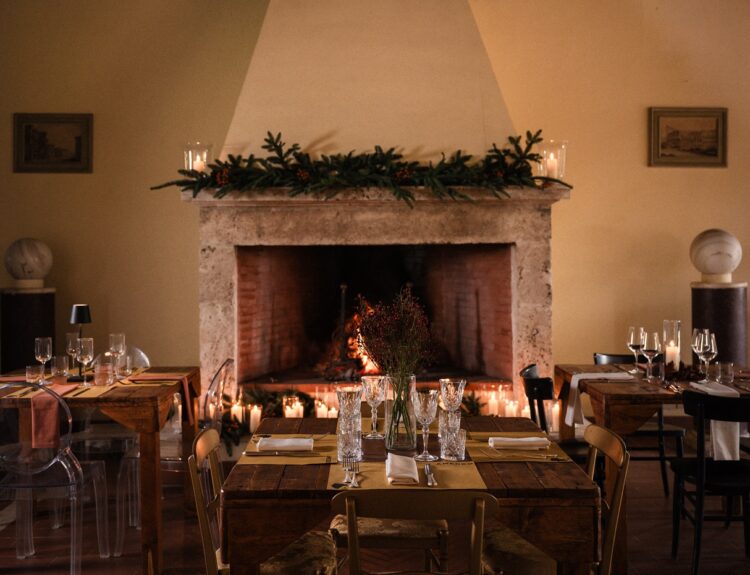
330,513,448,542
670,457,750,493
260,530,337,575
482,525,556,575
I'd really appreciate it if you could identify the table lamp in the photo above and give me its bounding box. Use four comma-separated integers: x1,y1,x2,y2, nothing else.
69,304,91,380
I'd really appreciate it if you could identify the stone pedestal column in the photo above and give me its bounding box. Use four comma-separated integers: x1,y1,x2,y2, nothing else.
691,282,748,366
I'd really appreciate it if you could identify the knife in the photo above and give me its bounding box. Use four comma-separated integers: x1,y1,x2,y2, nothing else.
242,450,323,457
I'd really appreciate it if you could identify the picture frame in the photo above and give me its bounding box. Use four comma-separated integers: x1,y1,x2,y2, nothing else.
13,113,93,173
648,107,727,167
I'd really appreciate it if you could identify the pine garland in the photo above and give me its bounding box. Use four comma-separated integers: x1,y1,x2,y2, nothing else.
152,130,571,207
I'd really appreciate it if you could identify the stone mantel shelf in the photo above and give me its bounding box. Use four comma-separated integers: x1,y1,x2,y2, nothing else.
181,185,569,208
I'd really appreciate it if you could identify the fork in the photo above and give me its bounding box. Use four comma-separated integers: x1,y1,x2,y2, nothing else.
349,459,360,488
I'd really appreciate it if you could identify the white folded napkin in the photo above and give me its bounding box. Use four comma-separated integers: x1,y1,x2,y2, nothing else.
256,437,314,452
690,381,740,461
565,372,634,426
385,453,419,485
488,436,551,450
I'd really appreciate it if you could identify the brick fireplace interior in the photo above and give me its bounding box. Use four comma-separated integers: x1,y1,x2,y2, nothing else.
236,244,513,385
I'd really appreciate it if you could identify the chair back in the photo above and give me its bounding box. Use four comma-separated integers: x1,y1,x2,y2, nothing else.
331,490,497,575
593,353,635,365
520,376,554,433
583,424,630,575
0,382,82,482
202,359,235,430
188,427,224,575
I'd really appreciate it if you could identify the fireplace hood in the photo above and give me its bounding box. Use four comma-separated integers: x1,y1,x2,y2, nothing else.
220,0,515,161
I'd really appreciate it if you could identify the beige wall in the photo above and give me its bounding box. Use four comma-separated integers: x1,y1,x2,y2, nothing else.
1,0,749,367
0,1,267,364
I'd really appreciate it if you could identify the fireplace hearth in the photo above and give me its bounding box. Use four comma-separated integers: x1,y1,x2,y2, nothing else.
185,186,568,402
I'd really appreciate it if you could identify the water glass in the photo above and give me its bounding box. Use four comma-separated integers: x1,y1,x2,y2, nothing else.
116,354,133,378
439,378,466,413
440,428,466,461
51,356,69,377
25,364,44,384
94,362,114,386
719,362,734,385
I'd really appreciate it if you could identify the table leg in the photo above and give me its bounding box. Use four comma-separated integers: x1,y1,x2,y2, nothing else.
139,430,163,575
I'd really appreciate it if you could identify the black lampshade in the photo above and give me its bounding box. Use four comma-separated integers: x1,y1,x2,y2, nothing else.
70,304,92,324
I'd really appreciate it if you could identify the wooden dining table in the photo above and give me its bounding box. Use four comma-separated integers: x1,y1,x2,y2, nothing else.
221,415,600,575
553,363,750,574
0,366,200,575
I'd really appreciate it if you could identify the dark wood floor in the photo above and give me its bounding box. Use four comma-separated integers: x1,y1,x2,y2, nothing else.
1,459,748,574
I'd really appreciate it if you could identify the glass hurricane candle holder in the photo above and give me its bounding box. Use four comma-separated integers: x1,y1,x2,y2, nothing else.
536,139,568,180
663,319,681,371
184,141,212,172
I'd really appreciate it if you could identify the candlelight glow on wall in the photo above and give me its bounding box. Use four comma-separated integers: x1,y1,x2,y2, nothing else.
184,141,212,172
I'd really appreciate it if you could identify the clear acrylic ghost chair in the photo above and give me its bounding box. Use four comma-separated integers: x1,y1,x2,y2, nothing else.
114,360,232,557
0,382,110,575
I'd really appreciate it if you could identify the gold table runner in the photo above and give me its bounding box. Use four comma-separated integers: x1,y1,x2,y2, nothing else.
237,434,337,465
326,460,486,490
466,431,571,463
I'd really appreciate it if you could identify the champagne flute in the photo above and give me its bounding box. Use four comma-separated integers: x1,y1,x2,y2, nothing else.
34,337,52,380
411,388,439,461
109,333,126,378
361,375,386,439
439,378,466,413
641,331,661,381
66,332,80,375
77,338,95,386
626,327,645,374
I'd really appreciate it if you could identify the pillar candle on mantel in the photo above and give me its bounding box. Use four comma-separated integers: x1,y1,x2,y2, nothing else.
247,405,261,433
327,406,338,419
316,400,328,418
488,392,499,416
550,401,560,433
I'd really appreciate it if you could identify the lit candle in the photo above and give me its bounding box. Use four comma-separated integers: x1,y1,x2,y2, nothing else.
315,400,329,418
488,392,499,416
284,404,295,418
248,405,261,433
193,155,206,172
521,404,530,419
504,400,516,418
546,152,558,178
230,401,244,424
665,341,680,368
327,406,338,419
294,399,304,418
550,401,560,433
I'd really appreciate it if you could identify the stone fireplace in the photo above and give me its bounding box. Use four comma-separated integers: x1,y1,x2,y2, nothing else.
185,185,568,399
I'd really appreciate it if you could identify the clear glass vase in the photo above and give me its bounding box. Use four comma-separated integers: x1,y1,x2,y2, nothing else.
384,374,417,451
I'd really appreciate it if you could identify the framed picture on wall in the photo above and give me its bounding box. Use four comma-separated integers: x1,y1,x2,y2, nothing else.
648,107,727,167
13,113,93,173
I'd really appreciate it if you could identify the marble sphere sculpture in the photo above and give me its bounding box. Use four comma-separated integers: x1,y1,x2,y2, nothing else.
3,238,53,289
690,229,742,283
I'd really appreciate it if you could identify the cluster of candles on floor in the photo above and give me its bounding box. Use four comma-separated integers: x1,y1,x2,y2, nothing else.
221,385,560,434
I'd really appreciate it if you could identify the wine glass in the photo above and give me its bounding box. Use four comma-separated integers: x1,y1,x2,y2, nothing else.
361,375,386,439
439,378,466,413
76,338,95,386
66,332,79,375
626,327,645,374
696,330,718,383
34,337,52,380
109,333,126,377
411,387,439,461
641,331,661,381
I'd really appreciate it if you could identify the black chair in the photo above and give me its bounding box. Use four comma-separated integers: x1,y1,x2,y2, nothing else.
593,352,685,496
520,365,597,470
670,390,750,575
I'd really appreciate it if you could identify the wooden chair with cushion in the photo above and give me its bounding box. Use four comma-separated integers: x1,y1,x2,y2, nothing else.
670,390,750,575
593,352,685,496
483,424,629,575
331,490,497,575
188,428,337,575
